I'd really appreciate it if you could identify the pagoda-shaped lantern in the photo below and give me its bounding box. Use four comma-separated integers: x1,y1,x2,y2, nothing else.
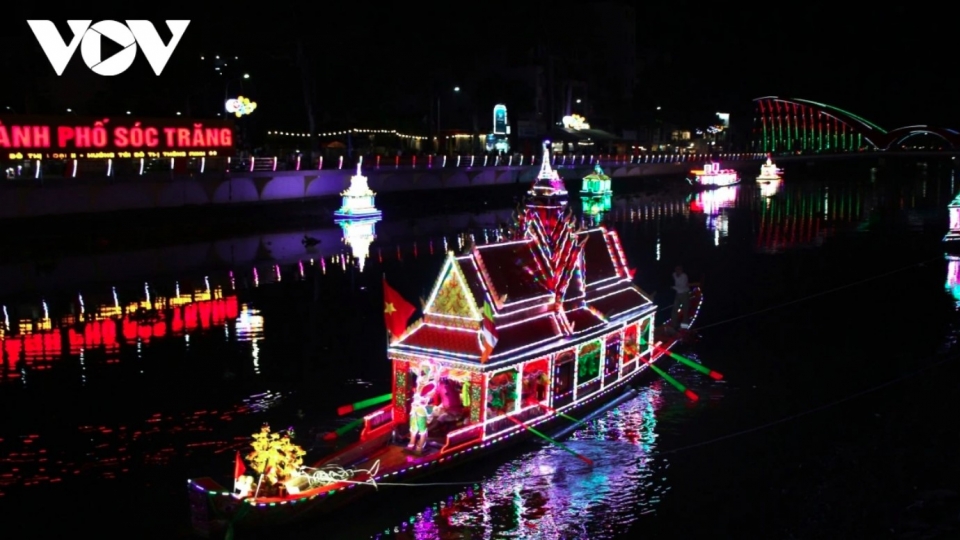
580,163,612,196
522,142,569,232
334,161,382,218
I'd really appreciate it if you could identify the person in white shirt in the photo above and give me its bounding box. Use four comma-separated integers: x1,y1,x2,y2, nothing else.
672,265,691,330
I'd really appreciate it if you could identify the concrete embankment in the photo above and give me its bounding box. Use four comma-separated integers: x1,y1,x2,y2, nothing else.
0,157,757,221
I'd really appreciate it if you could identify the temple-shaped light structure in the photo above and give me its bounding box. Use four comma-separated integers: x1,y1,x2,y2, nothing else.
581,164,612,195
757,156,782,182
334,162,382,218
529,143,568,199
945,192,960,243
336,216,380,272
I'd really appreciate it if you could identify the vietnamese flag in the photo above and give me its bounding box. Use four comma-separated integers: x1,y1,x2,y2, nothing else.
234,451,245,480
383,277,416,339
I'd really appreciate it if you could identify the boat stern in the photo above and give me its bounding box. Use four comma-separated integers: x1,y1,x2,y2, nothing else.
187,477,238,538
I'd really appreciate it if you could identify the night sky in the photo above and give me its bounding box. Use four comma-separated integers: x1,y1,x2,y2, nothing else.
0,3,953,132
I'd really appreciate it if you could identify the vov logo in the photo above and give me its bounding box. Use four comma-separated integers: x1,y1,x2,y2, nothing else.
27,20,190,76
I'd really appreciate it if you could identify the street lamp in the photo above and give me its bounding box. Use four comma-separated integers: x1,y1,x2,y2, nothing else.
225,74,250,100
453,86,460,92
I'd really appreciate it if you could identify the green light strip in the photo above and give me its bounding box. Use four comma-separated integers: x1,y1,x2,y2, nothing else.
793,98,887,134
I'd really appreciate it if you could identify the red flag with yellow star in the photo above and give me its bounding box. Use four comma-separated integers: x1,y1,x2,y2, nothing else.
383,277,416,339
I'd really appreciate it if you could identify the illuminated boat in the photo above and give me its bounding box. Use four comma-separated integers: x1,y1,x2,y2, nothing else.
689,162,739,188
944,192,960,244
187,146,702,538
756,156,782,182
580,164,612,195
333,162,381,219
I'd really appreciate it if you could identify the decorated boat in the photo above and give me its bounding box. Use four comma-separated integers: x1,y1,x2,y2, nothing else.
333,162,381,219
580,163,612,196
187,145,705,538
944,191,960,245
756,156,782,182
689,162,739,188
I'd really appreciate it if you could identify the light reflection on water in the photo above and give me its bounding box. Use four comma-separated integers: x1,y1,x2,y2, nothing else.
377,383,669,539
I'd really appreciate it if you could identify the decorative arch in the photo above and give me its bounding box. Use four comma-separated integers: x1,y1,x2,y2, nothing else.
753,97,960,153
884,125,960,150
752,97,886,153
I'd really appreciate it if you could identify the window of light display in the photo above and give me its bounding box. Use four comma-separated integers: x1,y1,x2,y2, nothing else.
576,340,602,386
604,332,622,377
552,350,575,404
640,317,653,354
521,358,550,414
486,367,519,421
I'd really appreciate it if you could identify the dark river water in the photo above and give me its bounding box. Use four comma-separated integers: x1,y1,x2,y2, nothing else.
1,158,958,539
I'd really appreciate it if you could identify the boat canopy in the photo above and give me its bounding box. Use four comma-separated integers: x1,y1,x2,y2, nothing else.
389,147,655,372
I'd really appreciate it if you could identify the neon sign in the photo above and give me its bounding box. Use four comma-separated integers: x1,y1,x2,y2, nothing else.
225,96,257,118
562,114,589,130
0,115,234,158
493,104,508,135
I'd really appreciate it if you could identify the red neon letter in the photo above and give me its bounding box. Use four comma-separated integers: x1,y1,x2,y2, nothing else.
114,127,129,147
58,126,75,147
144,128,158,147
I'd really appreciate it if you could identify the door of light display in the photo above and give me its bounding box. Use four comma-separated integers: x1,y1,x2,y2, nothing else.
552,350,575,409
603,332,621,388
622,324,639,375
576,340,602,400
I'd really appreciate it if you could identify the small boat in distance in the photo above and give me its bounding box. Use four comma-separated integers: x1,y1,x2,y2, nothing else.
689,162,739,188
187,145,706,538
757,156,782,182
581,164,612,196
333,162,382,219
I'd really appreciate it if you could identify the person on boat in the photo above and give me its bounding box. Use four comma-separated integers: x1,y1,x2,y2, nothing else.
672,265,691,330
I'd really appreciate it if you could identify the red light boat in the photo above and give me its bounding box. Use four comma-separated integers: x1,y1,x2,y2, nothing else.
187,147,703,538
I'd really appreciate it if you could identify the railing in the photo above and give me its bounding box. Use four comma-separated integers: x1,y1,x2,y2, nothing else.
359,405,394,441
1,153,767,180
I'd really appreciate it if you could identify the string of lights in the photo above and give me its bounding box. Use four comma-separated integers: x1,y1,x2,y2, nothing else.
267,128,427,140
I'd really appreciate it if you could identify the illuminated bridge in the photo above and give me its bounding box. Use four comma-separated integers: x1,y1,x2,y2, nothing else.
752,97,960,153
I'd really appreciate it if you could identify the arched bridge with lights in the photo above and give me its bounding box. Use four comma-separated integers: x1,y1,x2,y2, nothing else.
752,97,960,152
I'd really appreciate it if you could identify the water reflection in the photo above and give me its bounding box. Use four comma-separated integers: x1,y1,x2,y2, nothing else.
689,186,737,245
337,216,381,272
946,256,960,305
377,383,668,539
1,285,240,382
581,193,612,226
759,179,783,198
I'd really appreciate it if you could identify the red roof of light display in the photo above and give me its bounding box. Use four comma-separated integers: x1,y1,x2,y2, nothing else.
388,149,655,368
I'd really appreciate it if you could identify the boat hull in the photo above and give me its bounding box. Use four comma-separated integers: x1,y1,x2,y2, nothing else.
188,290,702,538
